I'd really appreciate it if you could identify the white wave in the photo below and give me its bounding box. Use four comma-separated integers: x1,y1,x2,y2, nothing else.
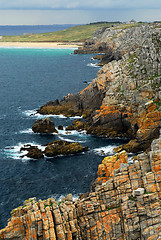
57,129,86,136
58,136,77,143
58,135,86,143
87,63,100,68
45,114,66,119
93,145,116,156
70,116,82,119
4,142,45,160
22,109,66,119
22,109,82,119
19,128,33,134
22,109,37,117
54,194,79,202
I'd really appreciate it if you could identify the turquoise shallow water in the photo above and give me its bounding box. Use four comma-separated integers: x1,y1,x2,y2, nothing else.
0,48,127,228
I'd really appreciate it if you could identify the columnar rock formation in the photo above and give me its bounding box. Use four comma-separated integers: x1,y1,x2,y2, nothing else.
0,132,161,239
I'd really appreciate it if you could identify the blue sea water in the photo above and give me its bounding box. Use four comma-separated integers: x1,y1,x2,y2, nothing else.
0,24,77,36
0,47,128,228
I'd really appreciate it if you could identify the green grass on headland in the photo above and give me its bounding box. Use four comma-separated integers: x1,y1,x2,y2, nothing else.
0,22,120,43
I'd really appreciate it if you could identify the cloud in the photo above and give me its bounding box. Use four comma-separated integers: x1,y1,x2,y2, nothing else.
0,0,160,10
0,9,160,25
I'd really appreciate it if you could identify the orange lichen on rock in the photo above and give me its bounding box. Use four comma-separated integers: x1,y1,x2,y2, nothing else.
97,150,128,184
79,82,93,94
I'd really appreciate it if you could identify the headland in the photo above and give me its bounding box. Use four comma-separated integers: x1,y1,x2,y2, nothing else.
0,21,161,240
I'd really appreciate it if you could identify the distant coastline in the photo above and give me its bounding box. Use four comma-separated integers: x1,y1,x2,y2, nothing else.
0,24,78,36
0,41,82,49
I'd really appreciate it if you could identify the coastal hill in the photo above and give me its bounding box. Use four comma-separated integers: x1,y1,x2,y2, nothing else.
0,22,161,239
0,22,120,42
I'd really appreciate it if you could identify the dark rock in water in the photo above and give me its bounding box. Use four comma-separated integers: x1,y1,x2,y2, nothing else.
58,125,63,130
32,117,58,134
26,147,44,159
20,145,44,159
93,54,104,60
44,140,88,157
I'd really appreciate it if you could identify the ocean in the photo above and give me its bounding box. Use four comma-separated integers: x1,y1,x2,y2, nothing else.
0,24,77,36
0,47,127,228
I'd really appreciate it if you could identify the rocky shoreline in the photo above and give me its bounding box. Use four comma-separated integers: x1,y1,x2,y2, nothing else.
38,23,161,153
0,22,161,239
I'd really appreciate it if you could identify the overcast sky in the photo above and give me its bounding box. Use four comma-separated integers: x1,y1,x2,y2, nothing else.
0,0,160,25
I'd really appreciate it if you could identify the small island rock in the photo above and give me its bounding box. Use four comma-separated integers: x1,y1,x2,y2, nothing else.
32,117,58,134
44,140,88,157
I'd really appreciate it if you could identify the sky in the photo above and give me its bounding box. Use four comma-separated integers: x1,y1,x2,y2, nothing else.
0,0,160,25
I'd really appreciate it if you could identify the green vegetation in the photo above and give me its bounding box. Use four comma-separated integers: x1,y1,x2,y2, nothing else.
113,22,145,30
0,22,120,43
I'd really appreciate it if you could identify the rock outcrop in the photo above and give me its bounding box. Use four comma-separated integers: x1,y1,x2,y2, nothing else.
32,118,58,134
19,140,88,159
44,140,88,157
1,131,161,240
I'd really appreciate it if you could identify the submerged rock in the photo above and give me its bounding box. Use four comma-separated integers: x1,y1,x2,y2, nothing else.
44,140,88,157
32,117,58,134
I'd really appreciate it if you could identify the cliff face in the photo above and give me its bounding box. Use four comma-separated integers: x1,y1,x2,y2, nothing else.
0,23,161,239
0,132,161,240
39,23,161,152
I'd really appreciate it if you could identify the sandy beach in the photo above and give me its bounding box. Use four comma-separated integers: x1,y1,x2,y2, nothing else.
0,42,82,49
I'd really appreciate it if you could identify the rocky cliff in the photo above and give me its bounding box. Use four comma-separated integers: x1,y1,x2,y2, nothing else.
39,22,161,152
0,131,161,240
0,22,161,239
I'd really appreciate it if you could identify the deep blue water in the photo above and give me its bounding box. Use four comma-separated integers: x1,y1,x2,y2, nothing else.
0,48,127,228
0,24,77,36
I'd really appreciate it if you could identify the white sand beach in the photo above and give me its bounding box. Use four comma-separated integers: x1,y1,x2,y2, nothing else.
0,42,82,49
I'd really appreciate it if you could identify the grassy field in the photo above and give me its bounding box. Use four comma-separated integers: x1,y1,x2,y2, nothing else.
0,22,120,42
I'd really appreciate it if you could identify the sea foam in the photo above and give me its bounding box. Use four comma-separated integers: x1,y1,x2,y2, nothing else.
22,109,82,119
4,142,45,160
87,63,100,68
93,145,116,156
